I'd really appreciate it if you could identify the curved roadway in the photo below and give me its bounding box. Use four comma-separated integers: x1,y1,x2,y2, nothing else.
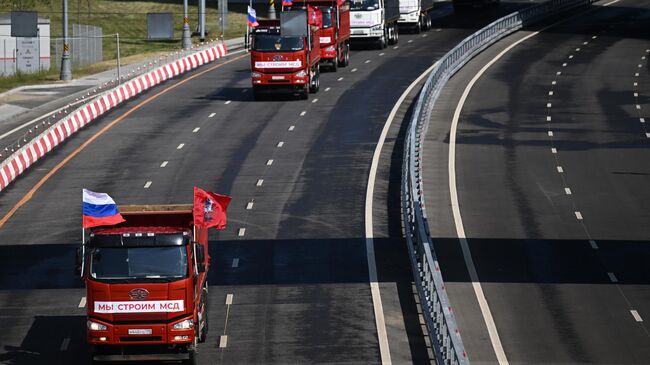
423,0,650,363
0,2,544,364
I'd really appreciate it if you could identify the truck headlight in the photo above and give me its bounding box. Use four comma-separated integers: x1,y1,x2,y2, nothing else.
325,45,336,52
251,71,262,78
87,320,107,331
172,319,194,330
295,70,307,77
371,25,383,31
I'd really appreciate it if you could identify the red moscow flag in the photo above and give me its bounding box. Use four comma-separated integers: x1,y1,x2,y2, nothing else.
193,187,232,229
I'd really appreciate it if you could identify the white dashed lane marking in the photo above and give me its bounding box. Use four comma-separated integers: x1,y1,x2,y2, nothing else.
256,179,264,187
547,116,552,122
219,336,228,348
160,161,168,168
312,98,319,103
552,81,556,85
351,68,358,72
246,201,254,210
608,272,618,283
548,131,554,137
379,52,385,56
641,118,646,123
562,63,567,67
583,41,588,45
575,211,583,220
557,166,564,173
238,228,246,237
551,148,557,154
277,141,284,147
393,46,399,49
193,127,200,133
266,159,273,166
60,338,71,351
325,87,331,92
177,143,184,150
408,39,413,43
232,258,239,268
225,294,233,305
144,181,152,189
300,111,306,116
631,310,643,322
547,103,552,108
289,125,295,131
557,71,562,75
549,91,554,96
576,47,581,51
78,297,87,308
209,113,216,118
225,100,232,104
337,77,344,81
242,89,248,93
592,35,597,39
365,60,371,64
565,188,572,195
646,133,650,138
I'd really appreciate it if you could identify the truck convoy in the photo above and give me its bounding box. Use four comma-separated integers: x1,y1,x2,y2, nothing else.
349,0,400,48
80,204,211,364
250,7,323,99
293,0,351,71
398,0,433,33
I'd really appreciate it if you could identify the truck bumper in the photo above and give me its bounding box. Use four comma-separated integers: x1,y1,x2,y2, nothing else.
350,27,384,41
87,318,194,346
91,344,193,362
252,71,309,93
398,10,420,25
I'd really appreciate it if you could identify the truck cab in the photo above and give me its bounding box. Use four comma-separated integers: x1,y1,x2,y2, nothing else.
81,205,209,364
250,7,322,100
349,0,399,48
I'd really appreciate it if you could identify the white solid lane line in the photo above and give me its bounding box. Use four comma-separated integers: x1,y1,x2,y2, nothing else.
209,113,216,118
365,56,440,365
144,181,152,188
232,258,239,268
631,310,643,322
78,297,87,308
160,161,168,168
177,143,184,149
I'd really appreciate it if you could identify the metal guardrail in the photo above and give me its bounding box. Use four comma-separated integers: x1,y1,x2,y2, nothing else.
0,38,230,163
401,0,596,363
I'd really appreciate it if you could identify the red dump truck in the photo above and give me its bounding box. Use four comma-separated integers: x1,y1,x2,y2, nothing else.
80,205,210,364
292,0,350,71
250,7,322,99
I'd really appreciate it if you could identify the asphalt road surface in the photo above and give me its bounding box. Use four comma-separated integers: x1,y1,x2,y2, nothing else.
422,0,650,363
0,2,544,364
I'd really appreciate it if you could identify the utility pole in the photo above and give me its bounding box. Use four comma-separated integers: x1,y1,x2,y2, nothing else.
199,0,206,41
268,0,276,19
182,0,191,49
60,0,72,80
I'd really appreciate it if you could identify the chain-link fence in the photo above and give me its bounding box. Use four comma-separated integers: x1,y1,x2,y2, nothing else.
52,23,102,70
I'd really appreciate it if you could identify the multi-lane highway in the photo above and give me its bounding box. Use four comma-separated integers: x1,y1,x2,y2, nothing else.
0,2,549,364
423,0,650,363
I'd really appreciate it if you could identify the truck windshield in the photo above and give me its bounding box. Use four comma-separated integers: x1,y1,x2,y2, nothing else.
321,10,333,29
253,35,304,52
90,246,188,280
350,0,380,11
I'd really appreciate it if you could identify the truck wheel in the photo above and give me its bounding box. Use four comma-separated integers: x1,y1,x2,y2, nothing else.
378,33,387,49
426,15,432,30
331,54,338,72
341,42,350,67
198,287,208,343
415,17,422,34
309,65,320,93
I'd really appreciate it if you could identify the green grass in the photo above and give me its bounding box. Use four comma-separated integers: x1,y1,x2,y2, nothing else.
0,0,249,92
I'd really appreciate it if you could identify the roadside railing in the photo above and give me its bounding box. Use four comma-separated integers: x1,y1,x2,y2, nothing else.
401,0,595,363
0,38,231,163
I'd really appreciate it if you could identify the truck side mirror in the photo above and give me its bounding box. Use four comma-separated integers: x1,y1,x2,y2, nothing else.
75,247,83,276
196,244,206,273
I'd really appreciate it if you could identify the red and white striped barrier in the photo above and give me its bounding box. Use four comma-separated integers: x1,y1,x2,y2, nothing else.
0,43,228,192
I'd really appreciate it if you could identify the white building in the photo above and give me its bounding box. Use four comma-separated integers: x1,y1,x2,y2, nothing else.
0,14,51,76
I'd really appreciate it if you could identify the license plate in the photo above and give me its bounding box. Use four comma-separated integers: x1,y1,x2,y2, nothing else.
128,328,152,335
272,76,285,80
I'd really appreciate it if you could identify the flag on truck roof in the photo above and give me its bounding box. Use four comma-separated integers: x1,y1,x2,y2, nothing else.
82,189,125,228
282,0,292,6
247,6,259,27
193,187,232,230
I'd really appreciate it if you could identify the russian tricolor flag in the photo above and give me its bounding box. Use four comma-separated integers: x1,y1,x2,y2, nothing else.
82,189,125,228
282,0,292,6
247,6,259,27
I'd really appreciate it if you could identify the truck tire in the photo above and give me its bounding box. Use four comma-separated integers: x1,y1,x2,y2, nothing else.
378,33,387,49
309,65,320,93
388,24,399,45
340,42,350,67
415,17,422,34
198,287,208,343
426,15,432,30
331,53,338,72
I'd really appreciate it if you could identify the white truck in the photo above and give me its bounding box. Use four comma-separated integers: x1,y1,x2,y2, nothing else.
398,0,433,33
349,0,400,49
